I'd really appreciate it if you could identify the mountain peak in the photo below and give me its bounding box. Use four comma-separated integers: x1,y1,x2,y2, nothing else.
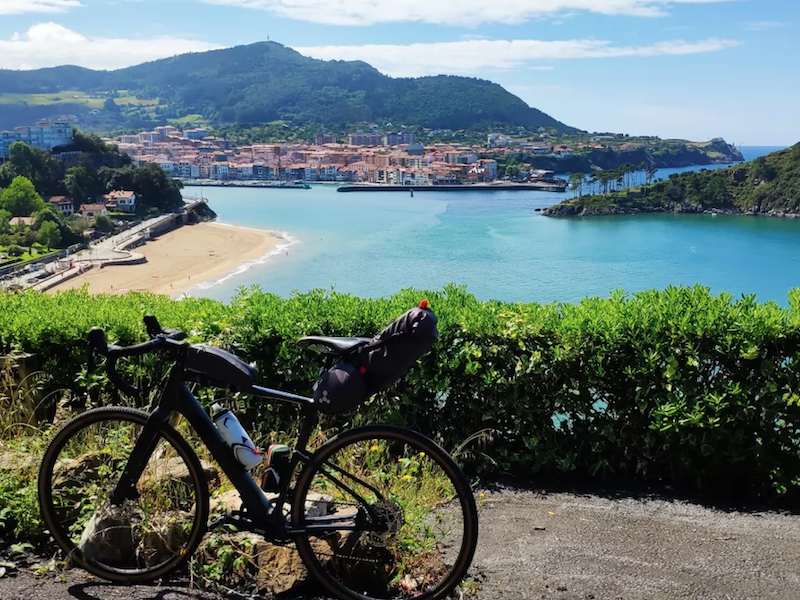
0,42,572,132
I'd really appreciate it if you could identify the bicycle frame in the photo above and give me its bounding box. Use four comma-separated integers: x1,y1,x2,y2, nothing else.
109,362,379,539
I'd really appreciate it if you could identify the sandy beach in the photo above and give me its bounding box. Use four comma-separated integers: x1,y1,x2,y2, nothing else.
47,222,285,297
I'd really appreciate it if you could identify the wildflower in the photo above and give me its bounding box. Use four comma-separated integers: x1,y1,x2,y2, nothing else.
402,474,412,481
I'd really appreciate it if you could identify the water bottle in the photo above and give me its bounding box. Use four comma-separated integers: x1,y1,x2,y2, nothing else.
211,403,262,471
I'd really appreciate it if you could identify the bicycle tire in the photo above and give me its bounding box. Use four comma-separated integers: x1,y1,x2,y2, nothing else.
292,425,479,600
38,406,210,583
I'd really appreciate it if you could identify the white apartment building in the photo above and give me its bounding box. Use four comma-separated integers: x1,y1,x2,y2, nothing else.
0,121,74,160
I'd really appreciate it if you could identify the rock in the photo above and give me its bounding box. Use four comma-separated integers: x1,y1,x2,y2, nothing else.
0,450,37,472
53,452,105,489
78,501,193,568
141,456,218,487
197,531,333,595
209,488,331,518
210,488,244,514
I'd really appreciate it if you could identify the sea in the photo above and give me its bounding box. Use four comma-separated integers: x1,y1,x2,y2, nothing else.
182,146,799,306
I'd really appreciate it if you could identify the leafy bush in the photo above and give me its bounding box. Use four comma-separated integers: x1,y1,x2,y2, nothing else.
7,245,24,257
2,285,800,502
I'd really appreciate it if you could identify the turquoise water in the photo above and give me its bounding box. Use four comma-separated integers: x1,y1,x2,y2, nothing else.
183,146,800,305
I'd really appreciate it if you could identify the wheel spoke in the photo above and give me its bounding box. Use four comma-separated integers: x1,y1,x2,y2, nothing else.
38,408,209,582
293,427,478,600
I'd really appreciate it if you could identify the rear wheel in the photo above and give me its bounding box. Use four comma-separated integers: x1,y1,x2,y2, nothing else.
38,407,210,583
292,425,479,600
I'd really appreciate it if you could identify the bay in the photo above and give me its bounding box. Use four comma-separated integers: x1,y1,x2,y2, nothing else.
182,146,799,305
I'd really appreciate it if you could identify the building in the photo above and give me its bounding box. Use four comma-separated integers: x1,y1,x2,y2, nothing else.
80,203,107,220
0,121,74,160
138,131,160,145
209,162,230,180
348,133,383,146
384,131,416,146
315,133,337,145
155,125,179,141
46,196,75,217
103,190,136,213
184,128,209,140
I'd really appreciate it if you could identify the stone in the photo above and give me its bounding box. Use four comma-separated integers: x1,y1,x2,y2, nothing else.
78,502,194,568
141,456,218,487
0,450,37,472
209,488,331,518
197,531,333,595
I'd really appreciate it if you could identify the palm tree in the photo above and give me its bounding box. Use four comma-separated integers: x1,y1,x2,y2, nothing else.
637,162,647,186
569,173,584,197
646,165,658,186
587,172,599,195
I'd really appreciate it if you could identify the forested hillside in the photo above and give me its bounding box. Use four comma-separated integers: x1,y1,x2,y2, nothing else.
0,42,571,132
544,144,800,217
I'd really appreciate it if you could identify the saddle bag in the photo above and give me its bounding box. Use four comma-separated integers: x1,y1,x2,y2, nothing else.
312,301,438,414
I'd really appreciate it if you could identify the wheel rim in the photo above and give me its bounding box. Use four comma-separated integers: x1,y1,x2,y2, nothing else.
40,412,206,577
296,430,476,600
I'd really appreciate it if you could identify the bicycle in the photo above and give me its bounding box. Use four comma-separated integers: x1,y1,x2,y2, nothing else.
37,313,479,600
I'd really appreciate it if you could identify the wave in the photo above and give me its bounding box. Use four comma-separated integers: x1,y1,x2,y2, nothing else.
178,226,300,298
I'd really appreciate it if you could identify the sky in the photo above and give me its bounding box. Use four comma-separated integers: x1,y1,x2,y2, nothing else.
0,0,796,145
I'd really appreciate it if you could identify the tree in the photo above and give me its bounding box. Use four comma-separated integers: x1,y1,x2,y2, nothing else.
752,156,777,182
94,214,114,233
646,166,658,186
32,205,63,229
65,166,101,210
37,221,61,250
0,209,10,235
569,172,585,197
1,176,45,217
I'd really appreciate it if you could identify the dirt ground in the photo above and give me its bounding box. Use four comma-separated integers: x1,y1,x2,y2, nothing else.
2,485,799,600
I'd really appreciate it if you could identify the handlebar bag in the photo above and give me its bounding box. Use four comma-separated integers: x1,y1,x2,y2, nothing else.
312,303,438,414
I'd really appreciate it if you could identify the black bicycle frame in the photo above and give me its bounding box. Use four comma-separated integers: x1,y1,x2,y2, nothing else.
110,364,318,527
108,363,379,535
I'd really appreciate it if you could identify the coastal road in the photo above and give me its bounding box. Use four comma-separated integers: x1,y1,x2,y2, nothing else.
2,486,798,600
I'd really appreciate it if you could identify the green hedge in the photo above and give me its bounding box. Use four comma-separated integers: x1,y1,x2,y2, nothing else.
2,284,800,501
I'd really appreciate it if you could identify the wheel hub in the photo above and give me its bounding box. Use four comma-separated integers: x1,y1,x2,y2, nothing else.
363,499,404,548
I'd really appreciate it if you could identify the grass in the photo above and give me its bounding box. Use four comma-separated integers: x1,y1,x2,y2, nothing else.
168,114,208,127
0,90,158,110
114,96,159,107
0,91,105,109
0,244,57,264
0,356,475,596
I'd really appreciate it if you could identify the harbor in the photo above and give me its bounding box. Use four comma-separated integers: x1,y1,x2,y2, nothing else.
337,181,568,193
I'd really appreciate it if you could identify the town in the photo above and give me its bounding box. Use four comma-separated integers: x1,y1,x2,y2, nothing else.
108,125,583,185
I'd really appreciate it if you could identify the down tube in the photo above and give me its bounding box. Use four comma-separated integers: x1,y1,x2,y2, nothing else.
174,383,273,518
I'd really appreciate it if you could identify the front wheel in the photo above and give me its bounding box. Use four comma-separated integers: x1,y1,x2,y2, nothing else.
292,425,479,600
38,407,210,583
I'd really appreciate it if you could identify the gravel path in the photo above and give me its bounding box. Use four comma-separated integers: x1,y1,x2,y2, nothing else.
2,486,799,600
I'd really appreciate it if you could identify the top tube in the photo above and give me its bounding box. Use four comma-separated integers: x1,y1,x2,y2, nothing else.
248,384,315,406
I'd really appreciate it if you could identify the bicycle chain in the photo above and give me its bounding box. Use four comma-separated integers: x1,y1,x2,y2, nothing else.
307,501,387,565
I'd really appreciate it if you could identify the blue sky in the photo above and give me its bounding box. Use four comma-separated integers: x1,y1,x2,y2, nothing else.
0,0,796,145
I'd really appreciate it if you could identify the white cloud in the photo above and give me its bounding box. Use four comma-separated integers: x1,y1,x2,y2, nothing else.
296,38,739,77
0,23,221,70
201,0,734,26
744,21,789,31
0,0,82,15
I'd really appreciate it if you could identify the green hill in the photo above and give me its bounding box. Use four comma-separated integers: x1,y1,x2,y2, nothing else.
0,42,572,133
543,144,800,217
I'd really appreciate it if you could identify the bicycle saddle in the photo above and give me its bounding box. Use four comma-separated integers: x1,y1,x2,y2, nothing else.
297,336,370,355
